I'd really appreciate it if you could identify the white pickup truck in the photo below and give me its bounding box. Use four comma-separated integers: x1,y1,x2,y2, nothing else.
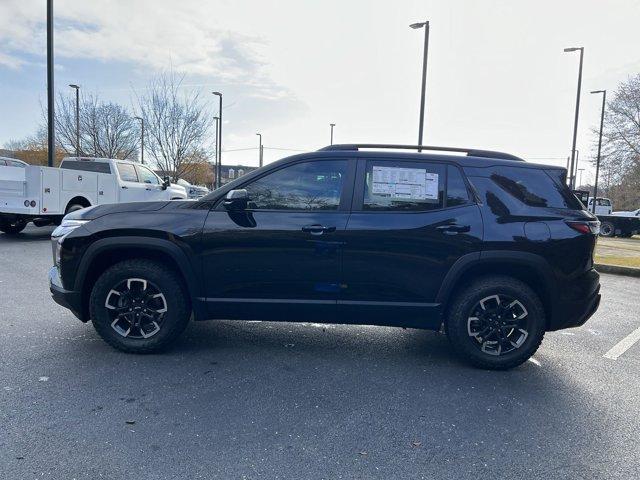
0,157,187,234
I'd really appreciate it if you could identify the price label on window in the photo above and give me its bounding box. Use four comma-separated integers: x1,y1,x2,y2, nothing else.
371,166,438,201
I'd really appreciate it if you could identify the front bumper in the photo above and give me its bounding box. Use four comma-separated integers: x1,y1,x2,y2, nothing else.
49,266,85,321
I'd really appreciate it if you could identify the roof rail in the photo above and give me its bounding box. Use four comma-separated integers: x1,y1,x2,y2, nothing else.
318,144,524,161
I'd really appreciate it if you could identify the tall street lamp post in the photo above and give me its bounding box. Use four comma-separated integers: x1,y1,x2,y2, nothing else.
212,92,223,188
578,168,585,188
134,116,144,164
410,20,430,151
69,84,80,158
564,46,584,189
212,116,219,186
47,0,54,167
256,133,263,167
591,89,606,213
330,123,336,145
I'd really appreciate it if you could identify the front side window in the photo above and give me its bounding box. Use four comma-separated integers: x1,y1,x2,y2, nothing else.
244,160,347,210
117,163,139,182
136,165,160,184
363,160,444,211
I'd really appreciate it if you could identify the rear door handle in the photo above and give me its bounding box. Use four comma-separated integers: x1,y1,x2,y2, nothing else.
121,186,128,189
436,224,470,234
302,224,336,235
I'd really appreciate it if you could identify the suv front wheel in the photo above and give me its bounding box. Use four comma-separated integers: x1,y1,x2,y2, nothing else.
446,276,545,370
90,259,191,353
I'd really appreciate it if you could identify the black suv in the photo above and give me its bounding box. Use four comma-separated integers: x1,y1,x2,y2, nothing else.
49,144,601,369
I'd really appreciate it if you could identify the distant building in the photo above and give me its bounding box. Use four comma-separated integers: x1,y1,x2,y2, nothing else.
217,165,257,185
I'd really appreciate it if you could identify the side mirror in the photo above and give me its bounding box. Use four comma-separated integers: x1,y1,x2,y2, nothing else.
162,176,170,190
223,189,249,211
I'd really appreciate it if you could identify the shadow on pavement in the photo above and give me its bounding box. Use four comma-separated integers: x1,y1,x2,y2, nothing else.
3,317,617,479
0,225,55,243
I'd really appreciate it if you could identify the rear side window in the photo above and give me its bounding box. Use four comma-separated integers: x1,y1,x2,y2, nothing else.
116,163,139,182
490,166,583,210
60,160,111,174
363,160,444,211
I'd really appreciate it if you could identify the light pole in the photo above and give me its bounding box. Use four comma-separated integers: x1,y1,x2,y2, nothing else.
410,21,430,150
330,123,336,145
578,168,585,188
134,116,144,164
256,133,263,167
564,46,584,189
591,89,606,213
212,92,223,188
212,116,219,186
69,84,80,158
47,0,54,167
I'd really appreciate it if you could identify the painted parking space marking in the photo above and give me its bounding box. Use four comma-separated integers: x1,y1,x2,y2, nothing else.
603,325,640,360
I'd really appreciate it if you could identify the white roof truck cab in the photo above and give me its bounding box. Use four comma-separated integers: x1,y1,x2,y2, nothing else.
587,197,612,216
0,157,187,235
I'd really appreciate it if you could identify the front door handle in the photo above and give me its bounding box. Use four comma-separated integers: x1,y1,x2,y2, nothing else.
121,186,128,189
436,224,470,234
302,224,336,235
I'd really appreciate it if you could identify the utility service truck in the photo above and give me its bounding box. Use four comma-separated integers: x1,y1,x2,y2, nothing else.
0,157,187,234
573,191,639,237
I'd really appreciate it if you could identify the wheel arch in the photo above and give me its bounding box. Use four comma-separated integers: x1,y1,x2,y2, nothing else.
65,196,92,213
74,237,204,322
437,251,557,329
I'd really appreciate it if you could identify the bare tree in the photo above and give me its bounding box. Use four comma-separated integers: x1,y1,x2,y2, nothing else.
137,72,213,181
592,74,640,209
53,93,138,159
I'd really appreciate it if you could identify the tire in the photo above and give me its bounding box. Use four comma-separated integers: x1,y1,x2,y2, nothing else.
0,218,27,235
90,259,191,353
445,275,545,370
600,221,615,237
66,203,86,214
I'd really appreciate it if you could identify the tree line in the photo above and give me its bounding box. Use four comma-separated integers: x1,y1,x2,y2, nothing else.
588,74,640,210
5,72,215,185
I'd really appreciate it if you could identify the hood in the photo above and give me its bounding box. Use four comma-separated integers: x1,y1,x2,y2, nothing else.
65,201,172,221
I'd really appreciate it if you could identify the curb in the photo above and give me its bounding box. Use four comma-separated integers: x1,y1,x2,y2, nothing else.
595,263,640,278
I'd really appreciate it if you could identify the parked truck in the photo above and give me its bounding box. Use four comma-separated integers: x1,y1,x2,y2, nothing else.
0,157,187,234
573,191,640,237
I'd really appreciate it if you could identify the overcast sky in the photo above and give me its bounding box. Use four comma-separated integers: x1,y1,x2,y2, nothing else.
1,0,639,181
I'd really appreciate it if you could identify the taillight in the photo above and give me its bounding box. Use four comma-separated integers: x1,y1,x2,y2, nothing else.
566,221,600,235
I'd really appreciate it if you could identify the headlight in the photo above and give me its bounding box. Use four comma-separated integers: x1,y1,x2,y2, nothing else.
51,219,89,266
52,219,90,240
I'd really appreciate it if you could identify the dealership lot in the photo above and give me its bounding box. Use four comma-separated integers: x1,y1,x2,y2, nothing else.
1,225,639,479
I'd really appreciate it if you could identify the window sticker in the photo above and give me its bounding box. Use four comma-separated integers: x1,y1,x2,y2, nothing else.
371,166,438,201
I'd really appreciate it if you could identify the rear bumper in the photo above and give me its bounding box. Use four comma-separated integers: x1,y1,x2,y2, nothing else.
49,266,85,321
548,268,601,330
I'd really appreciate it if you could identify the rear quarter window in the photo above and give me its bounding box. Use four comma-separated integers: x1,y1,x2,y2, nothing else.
490,166,583,210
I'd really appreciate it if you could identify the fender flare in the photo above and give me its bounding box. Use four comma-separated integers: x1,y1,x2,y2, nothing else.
74,236,205,320
435,250,558,306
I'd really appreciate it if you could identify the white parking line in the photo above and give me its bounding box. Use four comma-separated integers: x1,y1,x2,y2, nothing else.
603,326,640,360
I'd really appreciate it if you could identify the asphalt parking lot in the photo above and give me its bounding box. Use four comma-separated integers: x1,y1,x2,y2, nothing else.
1,225,639,480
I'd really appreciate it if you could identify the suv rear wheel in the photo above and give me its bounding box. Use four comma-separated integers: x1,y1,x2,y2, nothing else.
90,259,190,353
446,276,545,370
